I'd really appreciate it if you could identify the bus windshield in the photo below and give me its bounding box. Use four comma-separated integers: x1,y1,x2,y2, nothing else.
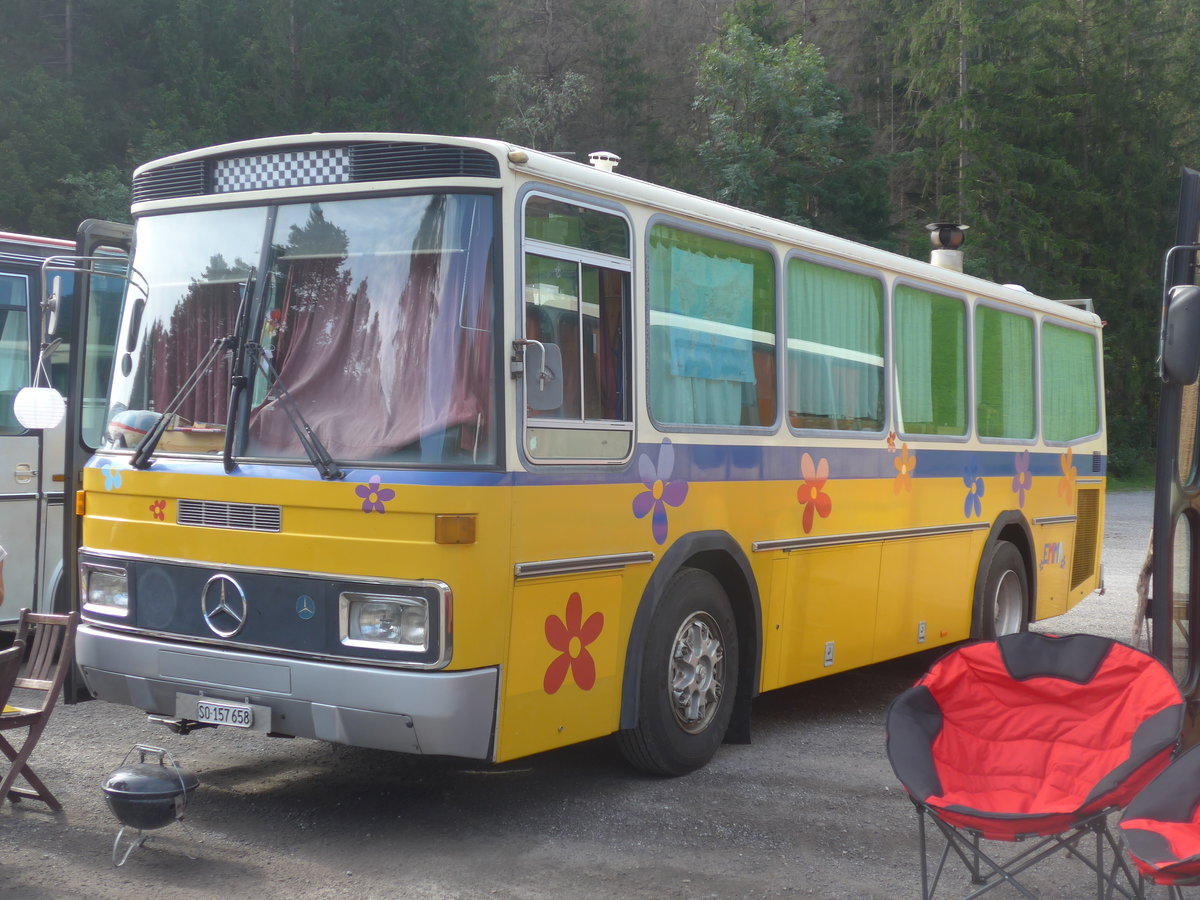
106,193,497,467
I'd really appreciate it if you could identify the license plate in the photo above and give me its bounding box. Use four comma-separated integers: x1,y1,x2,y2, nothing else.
195,699,253,728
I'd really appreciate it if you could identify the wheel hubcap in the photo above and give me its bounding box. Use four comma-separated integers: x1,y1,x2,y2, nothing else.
993,569,1023,635
670,612,726,734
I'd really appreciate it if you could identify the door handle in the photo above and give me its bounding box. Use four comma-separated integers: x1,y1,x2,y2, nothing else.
14,463,36,485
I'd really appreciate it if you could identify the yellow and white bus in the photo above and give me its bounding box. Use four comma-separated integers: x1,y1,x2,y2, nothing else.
74,134,1106,774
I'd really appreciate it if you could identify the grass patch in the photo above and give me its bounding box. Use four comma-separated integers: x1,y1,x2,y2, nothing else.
1108,472,1155,491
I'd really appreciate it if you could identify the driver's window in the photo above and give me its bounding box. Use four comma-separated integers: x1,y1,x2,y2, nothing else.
522,195,632,463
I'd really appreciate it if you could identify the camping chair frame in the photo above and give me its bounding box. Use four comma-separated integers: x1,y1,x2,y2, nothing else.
0,609,80,811
912,799,1144,899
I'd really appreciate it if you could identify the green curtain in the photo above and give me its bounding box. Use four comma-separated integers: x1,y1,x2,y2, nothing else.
1042,323,1099,441
787,259,883,429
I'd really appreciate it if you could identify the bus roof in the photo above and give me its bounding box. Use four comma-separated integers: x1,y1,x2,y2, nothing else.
133,132,1102,327
0,231,73,256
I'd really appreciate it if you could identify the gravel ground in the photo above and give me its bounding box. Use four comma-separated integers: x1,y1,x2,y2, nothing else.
0,491,1165,899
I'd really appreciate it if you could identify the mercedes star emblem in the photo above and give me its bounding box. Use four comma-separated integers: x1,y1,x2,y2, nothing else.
201,573,248,638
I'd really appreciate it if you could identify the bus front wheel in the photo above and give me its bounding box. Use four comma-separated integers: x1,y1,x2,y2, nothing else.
978,541,1029,639
618,567,738,776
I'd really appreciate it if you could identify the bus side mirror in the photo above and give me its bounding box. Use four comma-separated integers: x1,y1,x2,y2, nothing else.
1164,284,1200,384
519,340,564,412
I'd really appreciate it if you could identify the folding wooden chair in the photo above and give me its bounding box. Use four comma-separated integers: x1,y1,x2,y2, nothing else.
0,609,79,811
0,641,25,714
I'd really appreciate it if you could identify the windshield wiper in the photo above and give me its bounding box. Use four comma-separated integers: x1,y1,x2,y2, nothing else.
130,334,238,469
223,269,256,473
245,342,344,481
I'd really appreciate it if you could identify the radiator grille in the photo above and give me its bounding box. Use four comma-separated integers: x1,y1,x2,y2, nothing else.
177,499,282,533
1071,487,1101,589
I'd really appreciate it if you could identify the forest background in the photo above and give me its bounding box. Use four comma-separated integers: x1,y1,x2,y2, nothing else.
1,0,1197,477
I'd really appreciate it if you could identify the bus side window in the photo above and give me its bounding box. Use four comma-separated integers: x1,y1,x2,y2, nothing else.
0,276,31,434
895,285,967,437
582,267,629,421
521,194,634,462
647,224,777,430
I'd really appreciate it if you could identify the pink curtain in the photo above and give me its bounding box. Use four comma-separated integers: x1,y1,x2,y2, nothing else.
248,198,494,461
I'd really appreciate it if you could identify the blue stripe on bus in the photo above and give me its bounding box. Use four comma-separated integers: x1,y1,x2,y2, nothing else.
89,443,1103,488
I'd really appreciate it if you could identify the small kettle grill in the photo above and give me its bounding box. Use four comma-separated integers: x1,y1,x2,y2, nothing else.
103,744,200,866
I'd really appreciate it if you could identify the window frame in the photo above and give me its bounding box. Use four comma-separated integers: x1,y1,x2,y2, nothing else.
0,269,35,436
892,279,971,444
517,186,636,467
783,251,888,438
1039,317,1103,445
644,214,780,435
973,300,1038,446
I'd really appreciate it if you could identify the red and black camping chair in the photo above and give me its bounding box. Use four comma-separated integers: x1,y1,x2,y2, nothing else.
1120,742,1200,897
887,632,1184,899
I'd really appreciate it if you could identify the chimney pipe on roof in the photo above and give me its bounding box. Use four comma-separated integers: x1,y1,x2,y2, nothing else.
927,223,969,272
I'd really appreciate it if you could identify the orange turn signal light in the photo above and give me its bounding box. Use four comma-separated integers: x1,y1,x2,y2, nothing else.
435,514,476,545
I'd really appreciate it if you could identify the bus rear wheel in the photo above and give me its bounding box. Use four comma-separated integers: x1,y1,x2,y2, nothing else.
618,567,738,776
978,541,1029,639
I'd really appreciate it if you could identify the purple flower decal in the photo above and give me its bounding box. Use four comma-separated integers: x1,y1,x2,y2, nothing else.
356,475,395,514
632,439,688,545
963,458,985,519
1012,451,1033,508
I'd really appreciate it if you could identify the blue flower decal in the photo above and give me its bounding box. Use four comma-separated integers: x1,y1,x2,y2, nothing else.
963,459,985,518
102,462,122,491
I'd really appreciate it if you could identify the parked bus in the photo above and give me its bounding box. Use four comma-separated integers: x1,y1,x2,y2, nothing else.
1150,167,1200,700
0,231,74,628
0,227,129,637
73,134,1106,774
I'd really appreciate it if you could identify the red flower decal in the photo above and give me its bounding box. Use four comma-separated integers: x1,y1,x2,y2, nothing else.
797,453,832,534
149,499,166,521
544,592,604,694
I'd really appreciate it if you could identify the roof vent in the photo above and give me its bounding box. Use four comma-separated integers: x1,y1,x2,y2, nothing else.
588,151,620,173
927,222,968,272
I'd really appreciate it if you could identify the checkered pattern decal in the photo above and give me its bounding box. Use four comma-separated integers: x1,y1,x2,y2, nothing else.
213,148,351,193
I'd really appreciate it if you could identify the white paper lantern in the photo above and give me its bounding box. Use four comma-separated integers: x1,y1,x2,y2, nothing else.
13,385,66,430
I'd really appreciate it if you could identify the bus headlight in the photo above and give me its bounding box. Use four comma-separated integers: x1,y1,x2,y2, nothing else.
82,565,130,616
341,593,429,651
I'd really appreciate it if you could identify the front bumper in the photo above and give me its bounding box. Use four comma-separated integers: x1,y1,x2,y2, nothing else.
76,623,498,759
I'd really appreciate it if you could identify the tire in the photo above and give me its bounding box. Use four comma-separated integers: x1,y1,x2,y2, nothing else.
977,541,1029,639
618,567,738,776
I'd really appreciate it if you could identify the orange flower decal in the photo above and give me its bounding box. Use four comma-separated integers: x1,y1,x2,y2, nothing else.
1058,448,1077,505
797,453,832,533
894,444,917,494
544,593,604,694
